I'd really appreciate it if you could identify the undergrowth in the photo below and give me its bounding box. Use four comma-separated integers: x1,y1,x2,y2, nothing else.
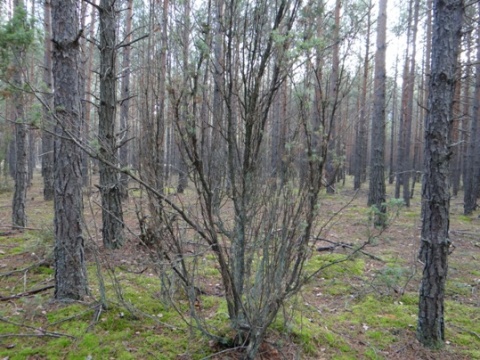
1,177,480,359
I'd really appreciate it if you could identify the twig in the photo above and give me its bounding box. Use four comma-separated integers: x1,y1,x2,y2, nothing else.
450,230,478,237
0,260,49,277
314,237,385,262
0,316,75,339
200,346,247,360
451,324,480,341
0,333,67,339
86,303,104,332
1,225,43,231
48,304,99,327
0,285,54,301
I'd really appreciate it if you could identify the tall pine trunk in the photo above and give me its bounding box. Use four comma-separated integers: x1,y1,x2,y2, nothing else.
367,0,387,227
119,0,133,199
98,0,124,248
354,0,371,191
52,0,88,300
11,0,28,229
42,0,54,201
417,0,463,347
464,8,480,215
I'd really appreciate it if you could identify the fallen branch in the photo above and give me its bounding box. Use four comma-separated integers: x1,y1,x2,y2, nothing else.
0,316,75,339
314,237,385,262
0,333,69,339
0,285,54,301
2,225,43,231
451,324,480,341
0,260,50,277
450,230,478,238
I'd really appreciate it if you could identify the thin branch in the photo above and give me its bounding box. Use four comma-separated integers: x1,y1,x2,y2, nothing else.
314,237,385,262
0,260,49,278
0,316,75,339
116,34,149,49
82,0,101,11
0,333,67,339
0,285,54,301
5,225,43,231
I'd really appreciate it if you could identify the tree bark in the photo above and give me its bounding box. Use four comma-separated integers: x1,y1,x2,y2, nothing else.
82,1,97,188
41,0,54,201
119,0,133,199
11,0,28,229
354,0,372,191
98,0,124,248
417,0,463,348
177,0,190,194
367,0,387,227
51,0,88,300
402,0,420,207
325,0,341,194
464,7,480,215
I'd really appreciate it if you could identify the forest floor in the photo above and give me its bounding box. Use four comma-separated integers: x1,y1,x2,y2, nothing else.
1,173,480,359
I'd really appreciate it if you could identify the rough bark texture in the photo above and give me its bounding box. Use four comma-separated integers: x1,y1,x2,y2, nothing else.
176,0,190,194
98,0,124,248
325,0,341,194
82,1,97,187
51,0,88,300
388,56,399,184
11,0,28,229
367,0,387,226
119,0,133,199
354,0,371,191
402,0,420,206
464,7,480,215
395,2,413,200
42,0,54,201
417,0,463,348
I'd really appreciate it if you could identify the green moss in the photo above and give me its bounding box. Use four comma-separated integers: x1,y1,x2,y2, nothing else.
8,245,25,255
364,347,385,360
446,281,472,297
323,280,352,296
32,264,54,275
46,303,88,324
372,264,414,295
399,293,417,305
461,349,480,359
349,296,416,329
456,214,472,223
304,253,364,279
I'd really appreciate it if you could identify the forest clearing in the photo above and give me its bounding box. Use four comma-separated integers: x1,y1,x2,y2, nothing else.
1,174,479,359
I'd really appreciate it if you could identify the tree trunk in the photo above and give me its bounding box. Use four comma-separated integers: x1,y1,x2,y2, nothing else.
417,0,463,348
461,29,471,196
98,0,124,248
119,0,133,199
82,1,97,188
41,0,54,201
389,55,399,184
325,0,341,194
464,9,480,215
11,0,28,229
401,0,420,207
354,0,371,191
451,64,462,196
177,0,190,194
51,0,88,301
395,1,413,200
367,0,387,227
210,0,225,203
